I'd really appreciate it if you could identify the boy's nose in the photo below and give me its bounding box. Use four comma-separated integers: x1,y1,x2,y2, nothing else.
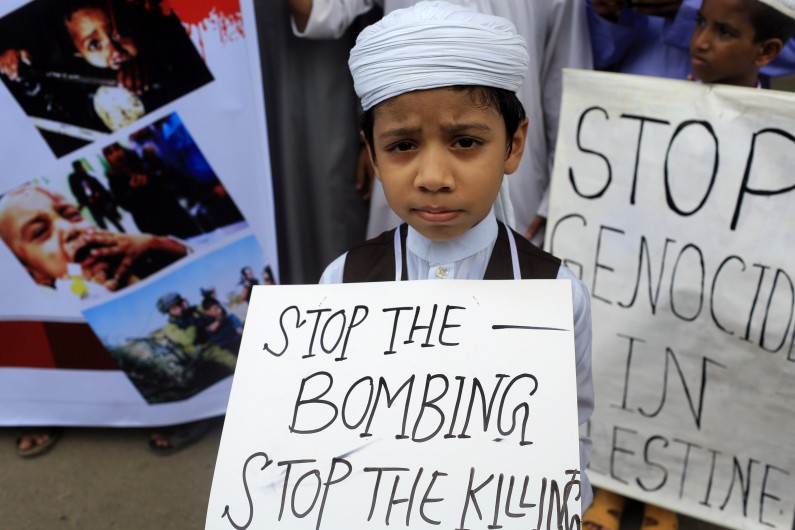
692,30,710,51
414,149,455,192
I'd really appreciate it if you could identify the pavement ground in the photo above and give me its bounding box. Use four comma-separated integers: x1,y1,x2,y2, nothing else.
0,420,728,530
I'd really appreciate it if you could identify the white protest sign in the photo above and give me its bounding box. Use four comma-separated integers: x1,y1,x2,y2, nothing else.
206,280,582,529
547,69,795,530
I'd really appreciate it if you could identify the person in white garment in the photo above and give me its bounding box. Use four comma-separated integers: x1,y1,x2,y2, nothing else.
287,0,593,246
318,0,595,510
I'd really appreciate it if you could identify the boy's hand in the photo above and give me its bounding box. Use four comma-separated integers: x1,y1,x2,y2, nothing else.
0,49,31,82
355,145,375,201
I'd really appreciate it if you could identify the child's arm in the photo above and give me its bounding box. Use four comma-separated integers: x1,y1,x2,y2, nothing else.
587,0,652,70
558,265,595,510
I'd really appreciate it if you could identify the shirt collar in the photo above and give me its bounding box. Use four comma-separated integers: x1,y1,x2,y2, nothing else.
405,210,498,265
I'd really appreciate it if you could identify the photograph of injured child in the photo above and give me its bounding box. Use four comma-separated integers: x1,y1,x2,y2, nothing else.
0,0,213,156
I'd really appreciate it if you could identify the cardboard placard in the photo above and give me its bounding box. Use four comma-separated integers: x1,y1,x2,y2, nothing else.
207,280,582,529
547,69,795,530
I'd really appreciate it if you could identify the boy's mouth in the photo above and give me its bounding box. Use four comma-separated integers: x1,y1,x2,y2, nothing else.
691,54,707,67
413,208,460,223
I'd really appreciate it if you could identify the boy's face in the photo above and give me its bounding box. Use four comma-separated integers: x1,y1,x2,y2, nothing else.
66,7,137,70
690,0,774,86
367,88,526,241
0,186,94,286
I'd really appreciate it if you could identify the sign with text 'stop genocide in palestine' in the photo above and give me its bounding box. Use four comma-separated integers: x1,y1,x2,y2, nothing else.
206,280,583,529
547,69,795,530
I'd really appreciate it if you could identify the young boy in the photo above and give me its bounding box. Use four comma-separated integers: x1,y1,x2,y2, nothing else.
319,0,595,510
690,0,795,86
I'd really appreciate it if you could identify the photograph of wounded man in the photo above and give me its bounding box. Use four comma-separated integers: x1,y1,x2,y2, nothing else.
0,0,213,157
0,183,190,297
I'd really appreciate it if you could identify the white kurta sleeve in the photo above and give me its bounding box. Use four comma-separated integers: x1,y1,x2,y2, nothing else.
557,263,595,511
291,0,378,39
540,0,594,216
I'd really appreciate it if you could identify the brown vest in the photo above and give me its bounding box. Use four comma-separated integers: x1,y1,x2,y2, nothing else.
343,222,561,282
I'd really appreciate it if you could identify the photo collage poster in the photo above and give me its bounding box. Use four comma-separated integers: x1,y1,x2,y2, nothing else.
0,0,279,426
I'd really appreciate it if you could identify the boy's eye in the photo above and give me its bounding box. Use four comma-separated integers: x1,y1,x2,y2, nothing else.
454,137,478,148
717,23,737,38
695,14,705,27
87,39,102,51
390,141,415,152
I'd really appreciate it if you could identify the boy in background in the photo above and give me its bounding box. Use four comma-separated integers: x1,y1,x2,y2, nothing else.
587,0,795,85
319,0,595,510
690,0,795,86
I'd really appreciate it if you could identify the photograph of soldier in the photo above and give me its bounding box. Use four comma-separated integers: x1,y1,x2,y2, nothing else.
81,234,268,403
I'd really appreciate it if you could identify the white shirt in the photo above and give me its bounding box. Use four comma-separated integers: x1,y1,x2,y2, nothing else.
320,211,595,509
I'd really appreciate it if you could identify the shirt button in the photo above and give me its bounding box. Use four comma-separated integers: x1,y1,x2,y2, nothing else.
435,266,447,279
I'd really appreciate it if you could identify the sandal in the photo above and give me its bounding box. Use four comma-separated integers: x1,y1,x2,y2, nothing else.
641,504,679,530
582,489,627,530
16,427,62,458
148,418,213,456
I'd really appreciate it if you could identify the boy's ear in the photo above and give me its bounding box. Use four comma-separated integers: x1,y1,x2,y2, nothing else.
504,117,529,175
755,38,784,68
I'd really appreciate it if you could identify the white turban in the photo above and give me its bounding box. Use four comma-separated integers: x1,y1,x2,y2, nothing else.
349,0,529,110
758,0,795,20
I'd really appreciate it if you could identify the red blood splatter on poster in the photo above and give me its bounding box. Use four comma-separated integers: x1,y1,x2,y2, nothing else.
168,0,245,57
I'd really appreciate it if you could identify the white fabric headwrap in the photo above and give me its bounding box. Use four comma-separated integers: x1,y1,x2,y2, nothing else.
349,0,529,110
757,0,795,20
